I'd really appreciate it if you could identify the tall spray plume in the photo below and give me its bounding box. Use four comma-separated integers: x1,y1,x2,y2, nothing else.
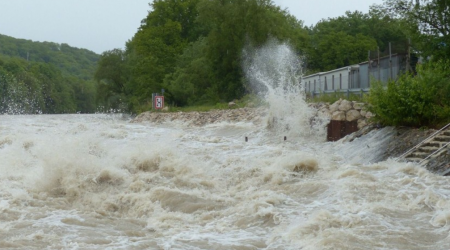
243,39,326,139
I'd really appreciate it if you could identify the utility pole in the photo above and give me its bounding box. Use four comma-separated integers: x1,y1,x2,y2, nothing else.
377,47,380,81
406,38,413,72
389,42,393,80
368,50,371,87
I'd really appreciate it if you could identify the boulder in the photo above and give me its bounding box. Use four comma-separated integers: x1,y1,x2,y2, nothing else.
331,111,346,120
329,102,340,113
346,110,361,122
338,99,353,111
365,111,374,119
357,119,368,129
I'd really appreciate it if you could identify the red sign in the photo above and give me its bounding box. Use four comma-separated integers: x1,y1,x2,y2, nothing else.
154,96,164,109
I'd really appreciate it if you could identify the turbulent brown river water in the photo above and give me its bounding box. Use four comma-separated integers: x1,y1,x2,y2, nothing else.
2,42,450,250
1,113,450,250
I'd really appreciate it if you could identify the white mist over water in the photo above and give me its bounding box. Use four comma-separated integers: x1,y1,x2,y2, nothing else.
1,43,450,250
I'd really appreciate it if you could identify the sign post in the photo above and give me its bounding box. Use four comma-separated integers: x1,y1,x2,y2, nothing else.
154,95,164,110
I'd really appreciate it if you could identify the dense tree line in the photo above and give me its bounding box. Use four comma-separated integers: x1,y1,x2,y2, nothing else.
306,10,406,72
95,0,449,114
0,34,98,114
95,0,309,112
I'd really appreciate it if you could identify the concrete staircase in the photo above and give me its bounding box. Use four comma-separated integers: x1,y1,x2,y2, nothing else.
399,123,450,175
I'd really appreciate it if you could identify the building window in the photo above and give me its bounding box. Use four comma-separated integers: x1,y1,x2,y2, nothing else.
324,77,327,90
339,74,342,89
314,80,316,92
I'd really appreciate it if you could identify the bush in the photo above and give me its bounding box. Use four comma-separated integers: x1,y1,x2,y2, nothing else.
366,60,450,127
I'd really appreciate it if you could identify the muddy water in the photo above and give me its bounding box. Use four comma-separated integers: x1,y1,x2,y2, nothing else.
1,114,450,250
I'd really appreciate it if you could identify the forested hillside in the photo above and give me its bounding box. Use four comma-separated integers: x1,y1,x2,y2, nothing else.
94,0,417,113
0,34,99,113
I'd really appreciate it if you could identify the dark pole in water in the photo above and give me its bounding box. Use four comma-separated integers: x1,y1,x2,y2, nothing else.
284,136,287,141
245,137,248,142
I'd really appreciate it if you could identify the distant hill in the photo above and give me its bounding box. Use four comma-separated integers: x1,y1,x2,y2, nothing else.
0,34,99,114
0,34,99,80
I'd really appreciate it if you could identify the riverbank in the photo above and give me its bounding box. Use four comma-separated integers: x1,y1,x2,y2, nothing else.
133,107,449,175
132,107,268,126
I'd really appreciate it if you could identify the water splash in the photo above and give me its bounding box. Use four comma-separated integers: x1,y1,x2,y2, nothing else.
243,39,326,139
0,74,42,115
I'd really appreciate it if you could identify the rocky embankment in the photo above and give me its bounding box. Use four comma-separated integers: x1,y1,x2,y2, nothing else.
132,99,370,127
310,99,373,129
132,107,268,126
133,100,449,175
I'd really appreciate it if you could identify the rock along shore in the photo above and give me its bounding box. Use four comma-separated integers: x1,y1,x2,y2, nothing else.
132,100,449,175
132,107,268,126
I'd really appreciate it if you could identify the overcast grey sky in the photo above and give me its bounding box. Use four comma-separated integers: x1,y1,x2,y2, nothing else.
0,0,384,54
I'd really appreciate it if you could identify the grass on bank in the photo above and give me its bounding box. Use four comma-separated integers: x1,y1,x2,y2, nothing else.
155,90,366,113
306,91,366,104
159,94,266,112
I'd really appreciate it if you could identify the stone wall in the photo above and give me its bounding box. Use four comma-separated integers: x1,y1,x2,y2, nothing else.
134,99,373,130
311,99,374,129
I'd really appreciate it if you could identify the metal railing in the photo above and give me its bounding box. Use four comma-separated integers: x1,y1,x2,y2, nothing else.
398,122,450,159
419,141,450,165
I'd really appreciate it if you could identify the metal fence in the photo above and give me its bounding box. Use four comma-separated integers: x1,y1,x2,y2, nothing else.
304,41,413,99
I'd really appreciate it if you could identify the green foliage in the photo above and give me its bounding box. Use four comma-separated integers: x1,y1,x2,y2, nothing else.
308,31,377,71
167,93,264,112
95,0,310,113
163,38,214,106
92,0,449,121
366,60,450,127
378,0,450,61
120,0,202,113
305,10,406,72
0,35,99,114
0,34,99,80
94,49,128,110
196,0,304,101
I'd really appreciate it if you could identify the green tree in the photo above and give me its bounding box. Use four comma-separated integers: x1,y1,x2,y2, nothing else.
95,49,127,109
163,37,214,106
308,32,377,71
379,0,450,60
196,0,307,101
123,0,202,112
95,0,311,111
306,10,407,72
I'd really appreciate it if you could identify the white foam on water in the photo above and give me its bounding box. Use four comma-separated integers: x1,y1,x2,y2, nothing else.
1,43,450,249
1,114,450,249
